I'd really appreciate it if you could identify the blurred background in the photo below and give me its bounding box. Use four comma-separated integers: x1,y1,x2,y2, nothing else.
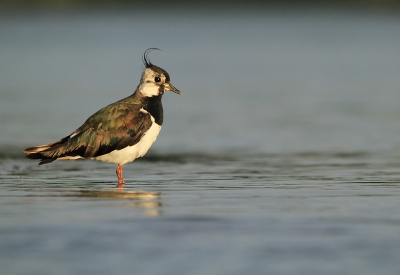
1,0,400,156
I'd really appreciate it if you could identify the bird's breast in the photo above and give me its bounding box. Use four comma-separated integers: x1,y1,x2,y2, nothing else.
94,122,161,165
142,95,163,125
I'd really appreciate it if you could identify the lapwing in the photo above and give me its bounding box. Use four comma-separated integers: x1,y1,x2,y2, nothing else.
24,48,181,188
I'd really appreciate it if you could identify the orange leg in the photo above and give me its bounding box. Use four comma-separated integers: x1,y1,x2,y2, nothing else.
116,164,125,188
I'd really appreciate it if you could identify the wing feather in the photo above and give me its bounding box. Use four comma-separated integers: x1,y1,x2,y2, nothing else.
24,98,153,164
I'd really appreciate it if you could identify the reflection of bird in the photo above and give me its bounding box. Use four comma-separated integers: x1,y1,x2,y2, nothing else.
24,48,181,188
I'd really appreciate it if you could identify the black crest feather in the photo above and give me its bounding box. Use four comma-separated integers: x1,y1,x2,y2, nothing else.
143,48,161,68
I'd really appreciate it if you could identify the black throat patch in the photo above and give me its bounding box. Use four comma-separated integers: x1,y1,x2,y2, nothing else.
142,95,163,125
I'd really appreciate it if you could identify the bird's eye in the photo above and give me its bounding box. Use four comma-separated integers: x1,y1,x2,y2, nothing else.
154,77,161,82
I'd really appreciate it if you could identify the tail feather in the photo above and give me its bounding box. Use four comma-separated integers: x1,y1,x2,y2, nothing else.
24,141,59,154
24,136,80,165
24,142,58,165
24,151,56,165
38,158,57,165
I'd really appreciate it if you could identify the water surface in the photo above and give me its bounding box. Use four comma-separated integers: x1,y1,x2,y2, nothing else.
2,151,400,275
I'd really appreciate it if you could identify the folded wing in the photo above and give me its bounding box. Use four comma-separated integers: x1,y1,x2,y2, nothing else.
24,101,152,165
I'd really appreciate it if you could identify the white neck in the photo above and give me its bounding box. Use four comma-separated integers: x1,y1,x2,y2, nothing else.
139,82,160,97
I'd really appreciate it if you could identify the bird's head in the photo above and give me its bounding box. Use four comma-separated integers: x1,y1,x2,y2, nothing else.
138,48,181,97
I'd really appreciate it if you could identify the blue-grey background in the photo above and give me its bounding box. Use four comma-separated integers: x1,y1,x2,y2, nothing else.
1,4,400,275
2,8,400,153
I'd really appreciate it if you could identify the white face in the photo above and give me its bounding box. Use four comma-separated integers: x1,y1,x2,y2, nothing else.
138,68,167,97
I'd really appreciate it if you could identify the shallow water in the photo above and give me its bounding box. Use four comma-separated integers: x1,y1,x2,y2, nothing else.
1,8,400,275
2,151,400,274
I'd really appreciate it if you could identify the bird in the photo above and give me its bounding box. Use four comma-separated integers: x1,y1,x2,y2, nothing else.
24,48,181,188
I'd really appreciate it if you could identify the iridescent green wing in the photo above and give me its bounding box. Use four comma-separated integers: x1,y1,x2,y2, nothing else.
41,97,152,159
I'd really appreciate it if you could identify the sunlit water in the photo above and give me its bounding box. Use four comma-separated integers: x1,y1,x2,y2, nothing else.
1,8,400,275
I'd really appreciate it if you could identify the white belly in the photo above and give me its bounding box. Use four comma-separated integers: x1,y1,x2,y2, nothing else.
94,123,161,165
